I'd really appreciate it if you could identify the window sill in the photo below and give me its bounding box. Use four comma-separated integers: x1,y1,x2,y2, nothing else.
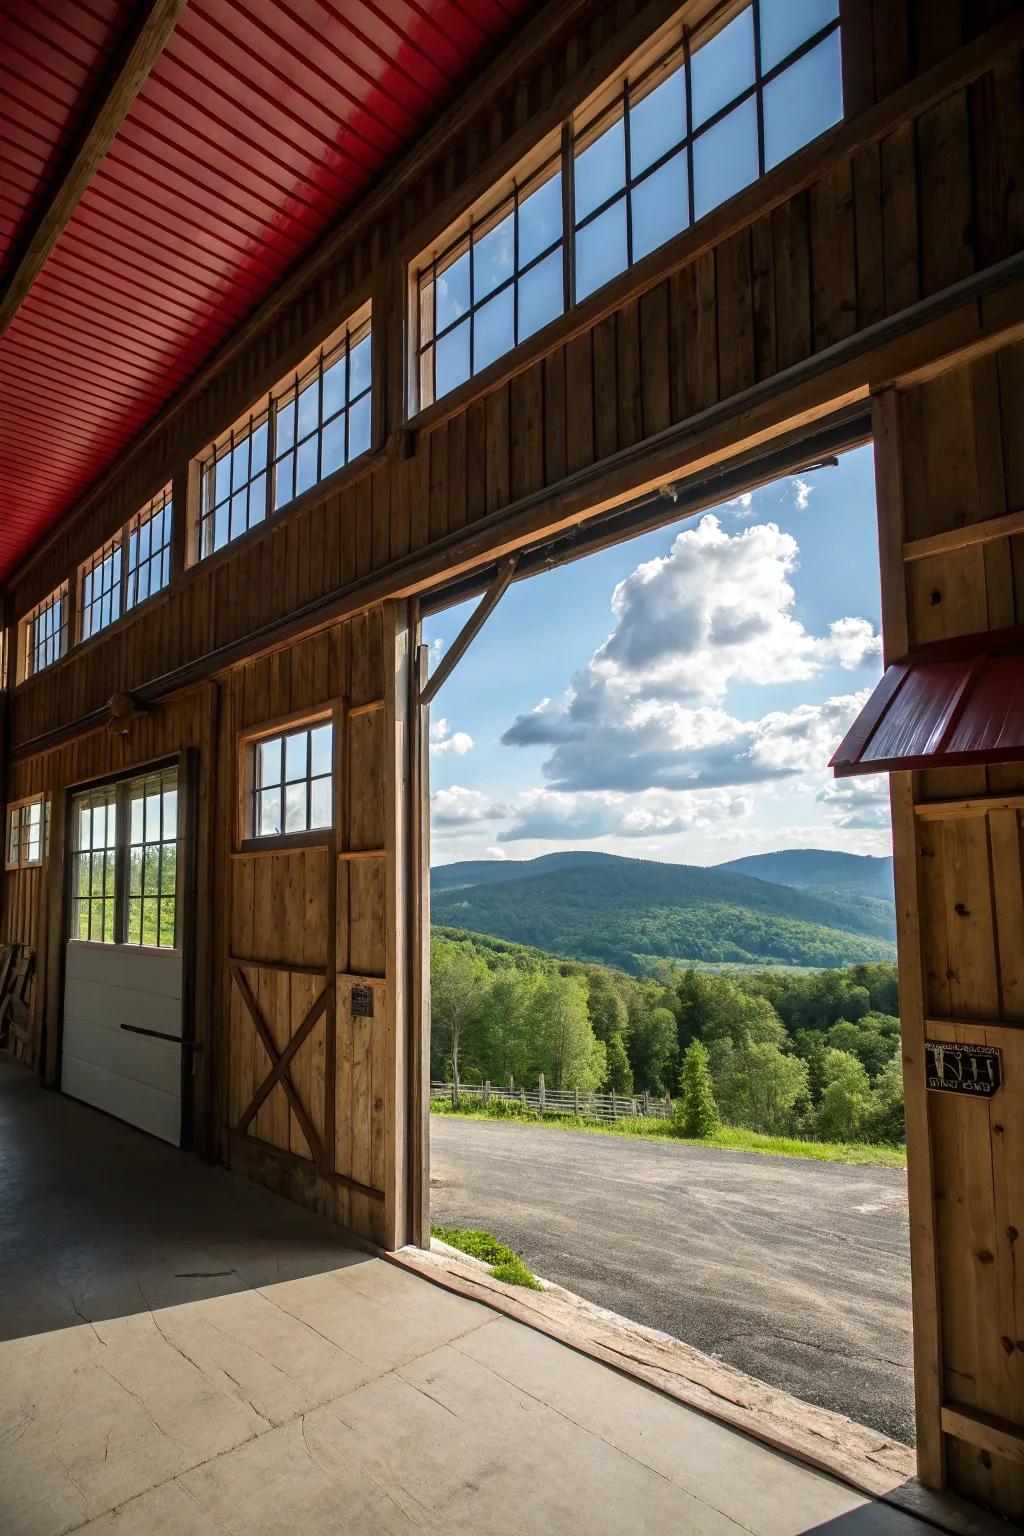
236,830,334,856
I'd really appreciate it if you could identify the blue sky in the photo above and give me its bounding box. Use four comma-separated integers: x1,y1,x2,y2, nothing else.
424,443,892,868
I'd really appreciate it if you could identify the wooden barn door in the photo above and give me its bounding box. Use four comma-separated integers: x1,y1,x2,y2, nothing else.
224,603,412,1249
876,341,1024,1519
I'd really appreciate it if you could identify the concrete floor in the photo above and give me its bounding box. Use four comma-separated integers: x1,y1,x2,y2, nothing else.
0,1059,939,1535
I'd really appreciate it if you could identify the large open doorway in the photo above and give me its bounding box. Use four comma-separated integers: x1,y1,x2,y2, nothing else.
418,432,915,1447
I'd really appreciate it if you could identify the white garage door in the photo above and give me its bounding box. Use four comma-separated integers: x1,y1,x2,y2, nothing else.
62,766,184,1145
62,942,183,1144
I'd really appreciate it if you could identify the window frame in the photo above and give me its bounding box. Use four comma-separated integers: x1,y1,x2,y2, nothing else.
75,484,174,648
237,705,340,854
68,760,184,954
20,582,70,682
191,305,372,567
409,0,842,415
5,794,46,871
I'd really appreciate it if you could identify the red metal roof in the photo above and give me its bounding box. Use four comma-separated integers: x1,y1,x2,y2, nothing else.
830,628,1024,777
0,0,535,585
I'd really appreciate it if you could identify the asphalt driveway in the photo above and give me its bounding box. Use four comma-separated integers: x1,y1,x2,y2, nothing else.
430,1116,914,1444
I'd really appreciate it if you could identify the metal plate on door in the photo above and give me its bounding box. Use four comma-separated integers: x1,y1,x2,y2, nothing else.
925,1041,1001,1098
351,984,374,1019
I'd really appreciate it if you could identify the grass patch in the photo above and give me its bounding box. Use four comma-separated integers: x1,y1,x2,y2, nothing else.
430,1097,906,1169
430,1224,542,1289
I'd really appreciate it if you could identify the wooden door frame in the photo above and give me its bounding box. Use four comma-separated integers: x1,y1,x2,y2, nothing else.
51,748,197,1148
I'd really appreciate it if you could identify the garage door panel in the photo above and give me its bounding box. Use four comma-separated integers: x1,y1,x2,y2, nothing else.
62,1013,182,1097
66,941,183,1000
63,973,183,1038
60,1055,181,1146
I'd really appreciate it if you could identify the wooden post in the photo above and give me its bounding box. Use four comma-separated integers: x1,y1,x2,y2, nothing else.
538,1072,545,1112
482,1079,490,1105
574,1087,579,1115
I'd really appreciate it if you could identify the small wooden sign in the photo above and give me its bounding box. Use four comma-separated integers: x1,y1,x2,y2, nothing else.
925,1041,1001,1098
351,984,374,1019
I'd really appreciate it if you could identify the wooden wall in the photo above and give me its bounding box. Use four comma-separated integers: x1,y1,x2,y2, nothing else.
4,4,1022,756
221,605,408,1247
877,340,1024,1517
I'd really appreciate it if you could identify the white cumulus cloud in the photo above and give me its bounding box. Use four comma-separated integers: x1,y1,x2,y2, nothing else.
430,718,474,757
430,786,510,826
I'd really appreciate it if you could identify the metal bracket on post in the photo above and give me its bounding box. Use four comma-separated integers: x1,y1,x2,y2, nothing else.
419,557,518,707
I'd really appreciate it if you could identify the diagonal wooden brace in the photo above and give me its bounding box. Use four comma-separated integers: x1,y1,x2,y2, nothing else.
231,964,330,1170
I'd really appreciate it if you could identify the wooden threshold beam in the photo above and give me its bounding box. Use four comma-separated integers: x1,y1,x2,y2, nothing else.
0,0,187,337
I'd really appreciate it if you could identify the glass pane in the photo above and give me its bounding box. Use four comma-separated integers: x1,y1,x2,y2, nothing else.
349,335,371,400
322,414,346,477
519,171,562,267
285,730,308,783
629,65,686,177
274,453,295,511
130,793,144,844
310,776,332,829
575,198,628,301
691,8,755,128
310,723,333,776
284,782,307,833
436,249,470,331
323,357,345,419
473,286,515,374
763,31,843,170
213,503,229,552
276,397,296,454
631,150,689,261
517,248,563,341
215,451,231,504
143,847,160,895
161,846,177,895
259,789,282,836
248,471,267,523
348,393,371,459
129,848,143,897
251,420,268,473
159,899,176,949
163,786,178,839
128,898,142,946
473,210,514,301
692,97,759,220
230,489,248,541
259,737,282,788
231,437,250,489
297,379,319,440
145,790,161,841
760,0,839,73
434,319,470,400
574,116,625,222
295,434,318,498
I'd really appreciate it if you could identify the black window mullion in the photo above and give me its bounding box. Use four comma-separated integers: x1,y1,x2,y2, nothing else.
560,121,575,309
752,0,766,178
622,80,634,269
266,392,277,520
317,353,324,482
512,181,521,344
345,332,352,464
468,217,476,376
114,783,129,945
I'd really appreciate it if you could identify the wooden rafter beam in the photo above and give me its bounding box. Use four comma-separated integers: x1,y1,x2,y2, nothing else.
0,0,188,338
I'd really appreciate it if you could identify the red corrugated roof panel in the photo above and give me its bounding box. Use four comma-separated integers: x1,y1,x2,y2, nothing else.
830,628,1024,777
0,0,538,585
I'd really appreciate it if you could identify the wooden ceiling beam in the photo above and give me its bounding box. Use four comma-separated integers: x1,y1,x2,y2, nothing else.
0,0,188,339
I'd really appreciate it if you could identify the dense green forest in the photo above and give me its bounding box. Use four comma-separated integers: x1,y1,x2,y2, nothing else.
431,852,896,973
432,927,904,1146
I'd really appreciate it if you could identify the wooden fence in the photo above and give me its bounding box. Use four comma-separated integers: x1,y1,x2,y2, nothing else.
430,1076,673,1123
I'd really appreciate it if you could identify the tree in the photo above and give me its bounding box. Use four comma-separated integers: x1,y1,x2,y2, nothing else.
477,967,543,1086
868,1049,905,1144
628,997,678,1093
675,1040,720,1138
536,972,605,1091
430,936,490,1082
713,1040,808,1135
840,985,871,1022
587,969,629,1041
816,1048,872,1141
604,1031,634,1094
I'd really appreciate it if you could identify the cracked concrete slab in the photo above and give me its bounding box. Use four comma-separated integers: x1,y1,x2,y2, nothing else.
0,1058,953,1536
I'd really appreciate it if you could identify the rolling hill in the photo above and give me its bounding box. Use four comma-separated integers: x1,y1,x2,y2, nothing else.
718,848,894,899
430,851,896,973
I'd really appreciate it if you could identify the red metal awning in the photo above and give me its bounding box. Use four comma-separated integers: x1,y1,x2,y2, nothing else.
830,627,1024,778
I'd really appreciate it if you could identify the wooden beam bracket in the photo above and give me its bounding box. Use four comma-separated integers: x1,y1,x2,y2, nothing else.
420,557,517,706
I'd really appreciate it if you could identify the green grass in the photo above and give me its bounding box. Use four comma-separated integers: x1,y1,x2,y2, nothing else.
430,1224,542,1289
430,1097,906,1169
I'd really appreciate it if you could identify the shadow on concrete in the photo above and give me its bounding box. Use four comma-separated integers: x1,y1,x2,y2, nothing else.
0,1058,372,1343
